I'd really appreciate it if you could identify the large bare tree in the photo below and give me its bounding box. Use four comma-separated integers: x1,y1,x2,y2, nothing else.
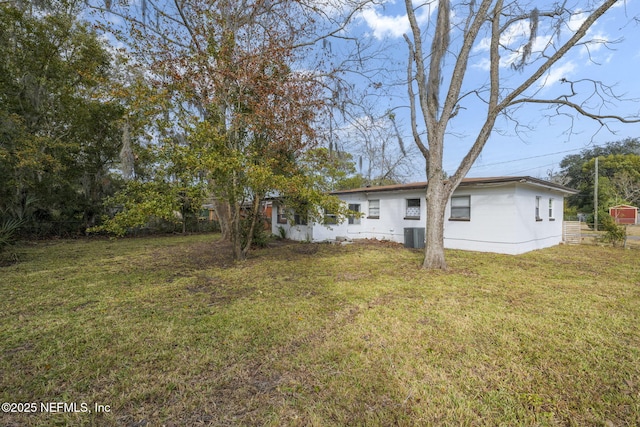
403,0,640,269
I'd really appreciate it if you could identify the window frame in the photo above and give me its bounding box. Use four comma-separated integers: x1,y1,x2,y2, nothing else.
348,203,361,225
294,212,307,226
323,208,338,225
405,198,421,220
449,195,471,221
535,196,542,221
277,205,288,224
548,198,555,221
368,199,380,219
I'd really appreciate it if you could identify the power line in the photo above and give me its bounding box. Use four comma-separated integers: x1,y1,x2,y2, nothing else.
444,140,618,178
468,147,582,170
505,161,559,176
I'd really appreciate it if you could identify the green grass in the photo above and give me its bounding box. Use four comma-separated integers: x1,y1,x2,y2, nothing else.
1,235,639,426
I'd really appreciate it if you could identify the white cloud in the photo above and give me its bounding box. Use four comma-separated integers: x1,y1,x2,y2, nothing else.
538,60,577,89
471,57,490,71
472,19,548,69
567,9,588,32
578,29,612,59
472,29,555,71
473,17,529,55
472,7,611,72
361,8,411,39
99,33,127,53
501,20,531,47
360,1,434,40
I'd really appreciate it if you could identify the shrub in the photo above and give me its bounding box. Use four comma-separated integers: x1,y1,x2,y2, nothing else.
600,214,626,247
241,214,271,248
0,218,24,254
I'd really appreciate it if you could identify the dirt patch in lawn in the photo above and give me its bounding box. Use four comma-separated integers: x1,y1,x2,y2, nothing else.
146,238,236,271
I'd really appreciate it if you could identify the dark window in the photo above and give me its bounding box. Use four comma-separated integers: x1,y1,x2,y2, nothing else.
294,213,307,226
323,209,337,225
277,205,287,224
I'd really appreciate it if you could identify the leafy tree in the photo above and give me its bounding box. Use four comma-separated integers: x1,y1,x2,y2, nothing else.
93,180,206,236
600,210,627,247
584,154,640,203
92,134,209,236
0,218,24,256
0,2,123,236
559,138,640,187
402,0,640,269
611,170,640,208
90,0,360,260
559,139,640,214
301,148,361,191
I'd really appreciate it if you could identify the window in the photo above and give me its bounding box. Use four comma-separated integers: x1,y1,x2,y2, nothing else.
450,195,471,220
294,213,307,225
368,199,380,218
348,203,361,225
535,196,542,221
323,209,337,225
406,198,420,219
548,198,555,221
277,205,287,224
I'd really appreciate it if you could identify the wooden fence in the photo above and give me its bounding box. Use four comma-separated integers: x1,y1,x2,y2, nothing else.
563,221,581,245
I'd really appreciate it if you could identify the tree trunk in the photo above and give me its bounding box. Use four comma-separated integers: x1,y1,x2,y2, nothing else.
241,196,262,259
212,198,232,241
230,202,243,261
423,173,450,270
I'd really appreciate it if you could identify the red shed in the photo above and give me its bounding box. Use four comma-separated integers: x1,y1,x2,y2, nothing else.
609,205,638,225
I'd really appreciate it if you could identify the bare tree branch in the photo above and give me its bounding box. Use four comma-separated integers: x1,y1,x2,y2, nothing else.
402,34,429,160
498,0,619,111
509,97,640,124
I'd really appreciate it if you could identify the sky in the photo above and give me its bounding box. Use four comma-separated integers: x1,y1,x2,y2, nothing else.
336,0,640,182
87,0,640,184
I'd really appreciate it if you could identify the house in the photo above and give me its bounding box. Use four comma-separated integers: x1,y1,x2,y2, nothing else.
609,204,638,225
201,200,273,230
272,176,577,255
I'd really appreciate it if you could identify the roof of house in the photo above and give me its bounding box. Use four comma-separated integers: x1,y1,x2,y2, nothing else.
609,204,638,209
331,176,578,195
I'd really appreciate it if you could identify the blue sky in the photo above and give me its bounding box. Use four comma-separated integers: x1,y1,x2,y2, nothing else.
337,0,640,181
89,0,640,183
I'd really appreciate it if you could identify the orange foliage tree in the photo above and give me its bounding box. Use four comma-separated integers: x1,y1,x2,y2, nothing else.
90,0,363,259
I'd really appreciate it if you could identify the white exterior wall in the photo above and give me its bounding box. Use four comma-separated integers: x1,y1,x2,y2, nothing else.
313,191,427,243
443,185,519,254
443,184,566,254
271,204,313,241
272,182,569,254
511,183,566,253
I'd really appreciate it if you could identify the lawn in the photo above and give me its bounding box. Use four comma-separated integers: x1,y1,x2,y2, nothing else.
1,235,639,426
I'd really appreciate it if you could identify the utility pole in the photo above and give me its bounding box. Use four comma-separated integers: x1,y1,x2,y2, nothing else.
594,156,599,231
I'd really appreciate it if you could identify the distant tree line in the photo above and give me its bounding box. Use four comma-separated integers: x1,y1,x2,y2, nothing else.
0,2,226,247
556,138,640,225
0,2,124,244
